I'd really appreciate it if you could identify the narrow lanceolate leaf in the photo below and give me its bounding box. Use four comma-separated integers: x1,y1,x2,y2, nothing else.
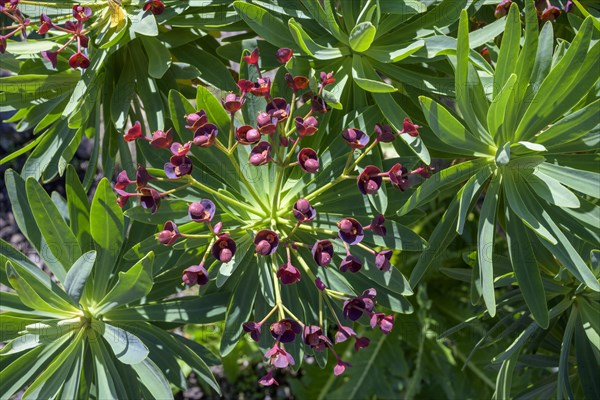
419,96,493,156
557,308,579,400
91,321,149,364
66,165,92,252
505,210,549,328
457,165,494,234
487,74,517,142
477,173,501,317
131,358,174,400
63,251,96,304
494,349,520,400
88,329,129,399
523,170,580,209
537,162,600,199
535,99,600,148
288,18,346,59
232,1,297,49
352,55,397,93
90,178,124,300
95,252,154,315
493,4,520,99
26,177,81,281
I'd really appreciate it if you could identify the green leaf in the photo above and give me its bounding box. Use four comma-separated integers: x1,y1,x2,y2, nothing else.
66,165,93,252
131,10,158,36
457,165,493,234
170,45,238,92
91,321,149,364
0,72,79,93
419,96,494,156
523,170,580,209
516,18,599,141
409,192,460,286
557,307,578,400
131,358,174,400
288,18,346,60
110,58,136,130
95,252,154,315
233,2,297,49
363,220,428,252
63,251,96,304
575,314,600,399
535,99,600,148
88,329,129,399
505,210,549,328
196,85,230,141
349,22,376,52
352,55,397,93
26,177,81,281
6,262,80,316
537,162,600,198
90,178,125,300
477,173,501,317
103,293,229,324
220,264,259,356
494,348,520,400
493,4,521,99
399,158,490,216
141,36,172,79
487,74,518,142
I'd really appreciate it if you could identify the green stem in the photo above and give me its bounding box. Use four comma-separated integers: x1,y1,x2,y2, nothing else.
228,113,234,149
227,149,269,214
303,175,347,202
271,165,285,220
259,304,279,325
283,93,296,134
348,139,380,172
188,176,263,216
272,256,285,320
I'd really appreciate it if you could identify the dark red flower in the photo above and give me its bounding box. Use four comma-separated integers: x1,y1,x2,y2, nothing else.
343,288,376,321
334,325,356,344
295,116,318,137
249,141,272,166
158,221,181,246
123,121,143,142
285,73,309,93
312,240,334,267
370,313,394,334
149,128,173,148
222,93,245,114
182,263,209,286
298,148,319,174
494,0,512,18
292,198,316,223
357,166,383,195
193,123,218,147
114,189,136,208
164,155,192,179
41,50,59,68
374,123,395,143
235,125,261,145
237,79,254,94
188,199,216,223
276,262,301,285
170,141,191,156
334,360,351,376
184,110,207,131
254,229,279,256
243,47,260,65
69,52,90,69
38,14,52,34
303,325,331,352
256,112,277,134
412,165,432,179
339,254,362,273
212,235,236,263
143,0,165,15
258,371,278,386
320,71,335,86
337,218,364,245
564,0,574,13
315,277,326,291
366,214,386,236
0,36,6,55
388,163,409,191
354,336,370,351
265,344,295,368
135,165,154,189
115,170,134,191
250,77,271,97
375,250,393,272
242,321,262,341
270,319,302,343
266,98,290,122
342,128,369,149
140,188,161,214
400,117,421,137
275,47,293,64
213,221,223,235
72,5,92,21
311,95,329,113
541,6,561,21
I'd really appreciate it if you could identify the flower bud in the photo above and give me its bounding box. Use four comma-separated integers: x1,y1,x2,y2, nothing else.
254,230,279,256
275,47,293,63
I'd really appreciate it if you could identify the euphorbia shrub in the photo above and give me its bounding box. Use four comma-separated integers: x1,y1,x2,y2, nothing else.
118,47,430,384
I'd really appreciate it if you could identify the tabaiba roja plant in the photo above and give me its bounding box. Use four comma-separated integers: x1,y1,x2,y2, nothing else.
405,2,599,329
116,47,431,385
1,166,225,399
